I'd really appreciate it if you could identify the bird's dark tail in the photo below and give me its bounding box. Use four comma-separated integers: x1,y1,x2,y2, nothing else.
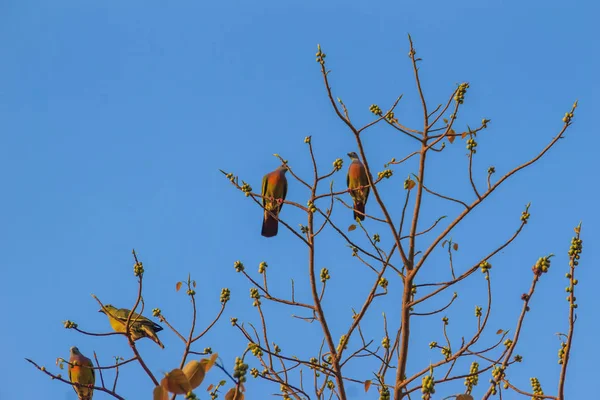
262,211,279,237
353,201,365,221
153,336,165,349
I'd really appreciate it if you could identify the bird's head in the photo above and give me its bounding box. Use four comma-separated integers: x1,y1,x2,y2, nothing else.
277,164,289,174
347,152,359,160
70,346,81,355
98,304,115,314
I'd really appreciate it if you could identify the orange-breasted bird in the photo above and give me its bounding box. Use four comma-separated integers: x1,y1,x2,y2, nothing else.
347,152,369,221
261,165,288,237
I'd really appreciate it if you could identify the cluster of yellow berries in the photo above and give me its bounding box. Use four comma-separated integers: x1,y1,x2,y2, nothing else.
225,172,235,182
230,317,238,326
63,320,78,329
481,118,491,128
466,138,477,153
489,366,504,394
241,182,252,197
532,255,553,276
382,336,390,349
220,288,230,304
530,377,544,397
475,305,482,317
299,224,309,234
521,209,531,223
464,362,479,391
558,341,567,365
385,111,398,124
569,236,583,264
304,136,311,144
250,367,259,378
378,277,388,289
320,268,330,282
184,391,197,400
378,169,393,179
480,260,492,273
421,374,435,398
333,158,343,171
488,166,495,175
441,346,451,359
316,46,326,64
204,347,212,354
187,288,196,296
442,316,449,325
152,308,161,317
378,385,391,400
429,341,437,349
503,339,513,348
307,201,317,213
250,288,260,307
373,233,380,243
233,357,248,382
248,342,263,357
369,104,383,116
336,334,348,353
133,261,144,277
258,261,268,274
455,83,469,104
562,111,574,124
234,260,245,272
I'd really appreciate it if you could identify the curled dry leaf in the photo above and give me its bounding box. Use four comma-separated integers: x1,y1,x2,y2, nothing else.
162,368,192,394
183,360,206,389
448,129,456,144
453,242,459,251
364,380,372,392
348,224,357,232
204,353,219,372
153,385,168,400
225,387,244,400
457,395,474,400
176,282,183,292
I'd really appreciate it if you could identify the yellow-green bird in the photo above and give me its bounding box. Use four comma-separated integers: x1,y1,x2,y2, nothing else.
68,346,95,400
347,152,370,221
261,164,288,237
99,304,165,348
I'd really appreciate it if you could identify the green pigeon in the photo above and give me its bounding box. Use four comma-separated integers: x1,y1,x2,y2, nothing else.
68,346,95,400
99,304,165,348
347,152,370,221
261,165,288,237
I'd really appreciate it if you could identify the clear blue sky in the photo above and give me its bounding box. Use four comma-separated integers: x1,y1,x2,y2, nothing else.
1,1,598,399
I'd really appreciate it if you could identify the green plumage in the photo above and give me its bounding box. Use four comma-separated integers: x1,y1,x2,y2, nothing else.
68,347,95,400
99,304,165,348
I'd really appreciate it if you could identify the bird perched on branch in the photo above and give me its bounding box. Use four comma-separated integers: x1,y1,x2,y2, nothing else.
261,164,288,237
99,304,165,348
347,152,370,221
68,346,95,400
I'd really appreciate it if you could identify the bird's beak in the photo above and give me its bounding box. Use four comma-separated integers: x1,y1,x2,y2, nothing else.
347,152,352,157
98,308,104,313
